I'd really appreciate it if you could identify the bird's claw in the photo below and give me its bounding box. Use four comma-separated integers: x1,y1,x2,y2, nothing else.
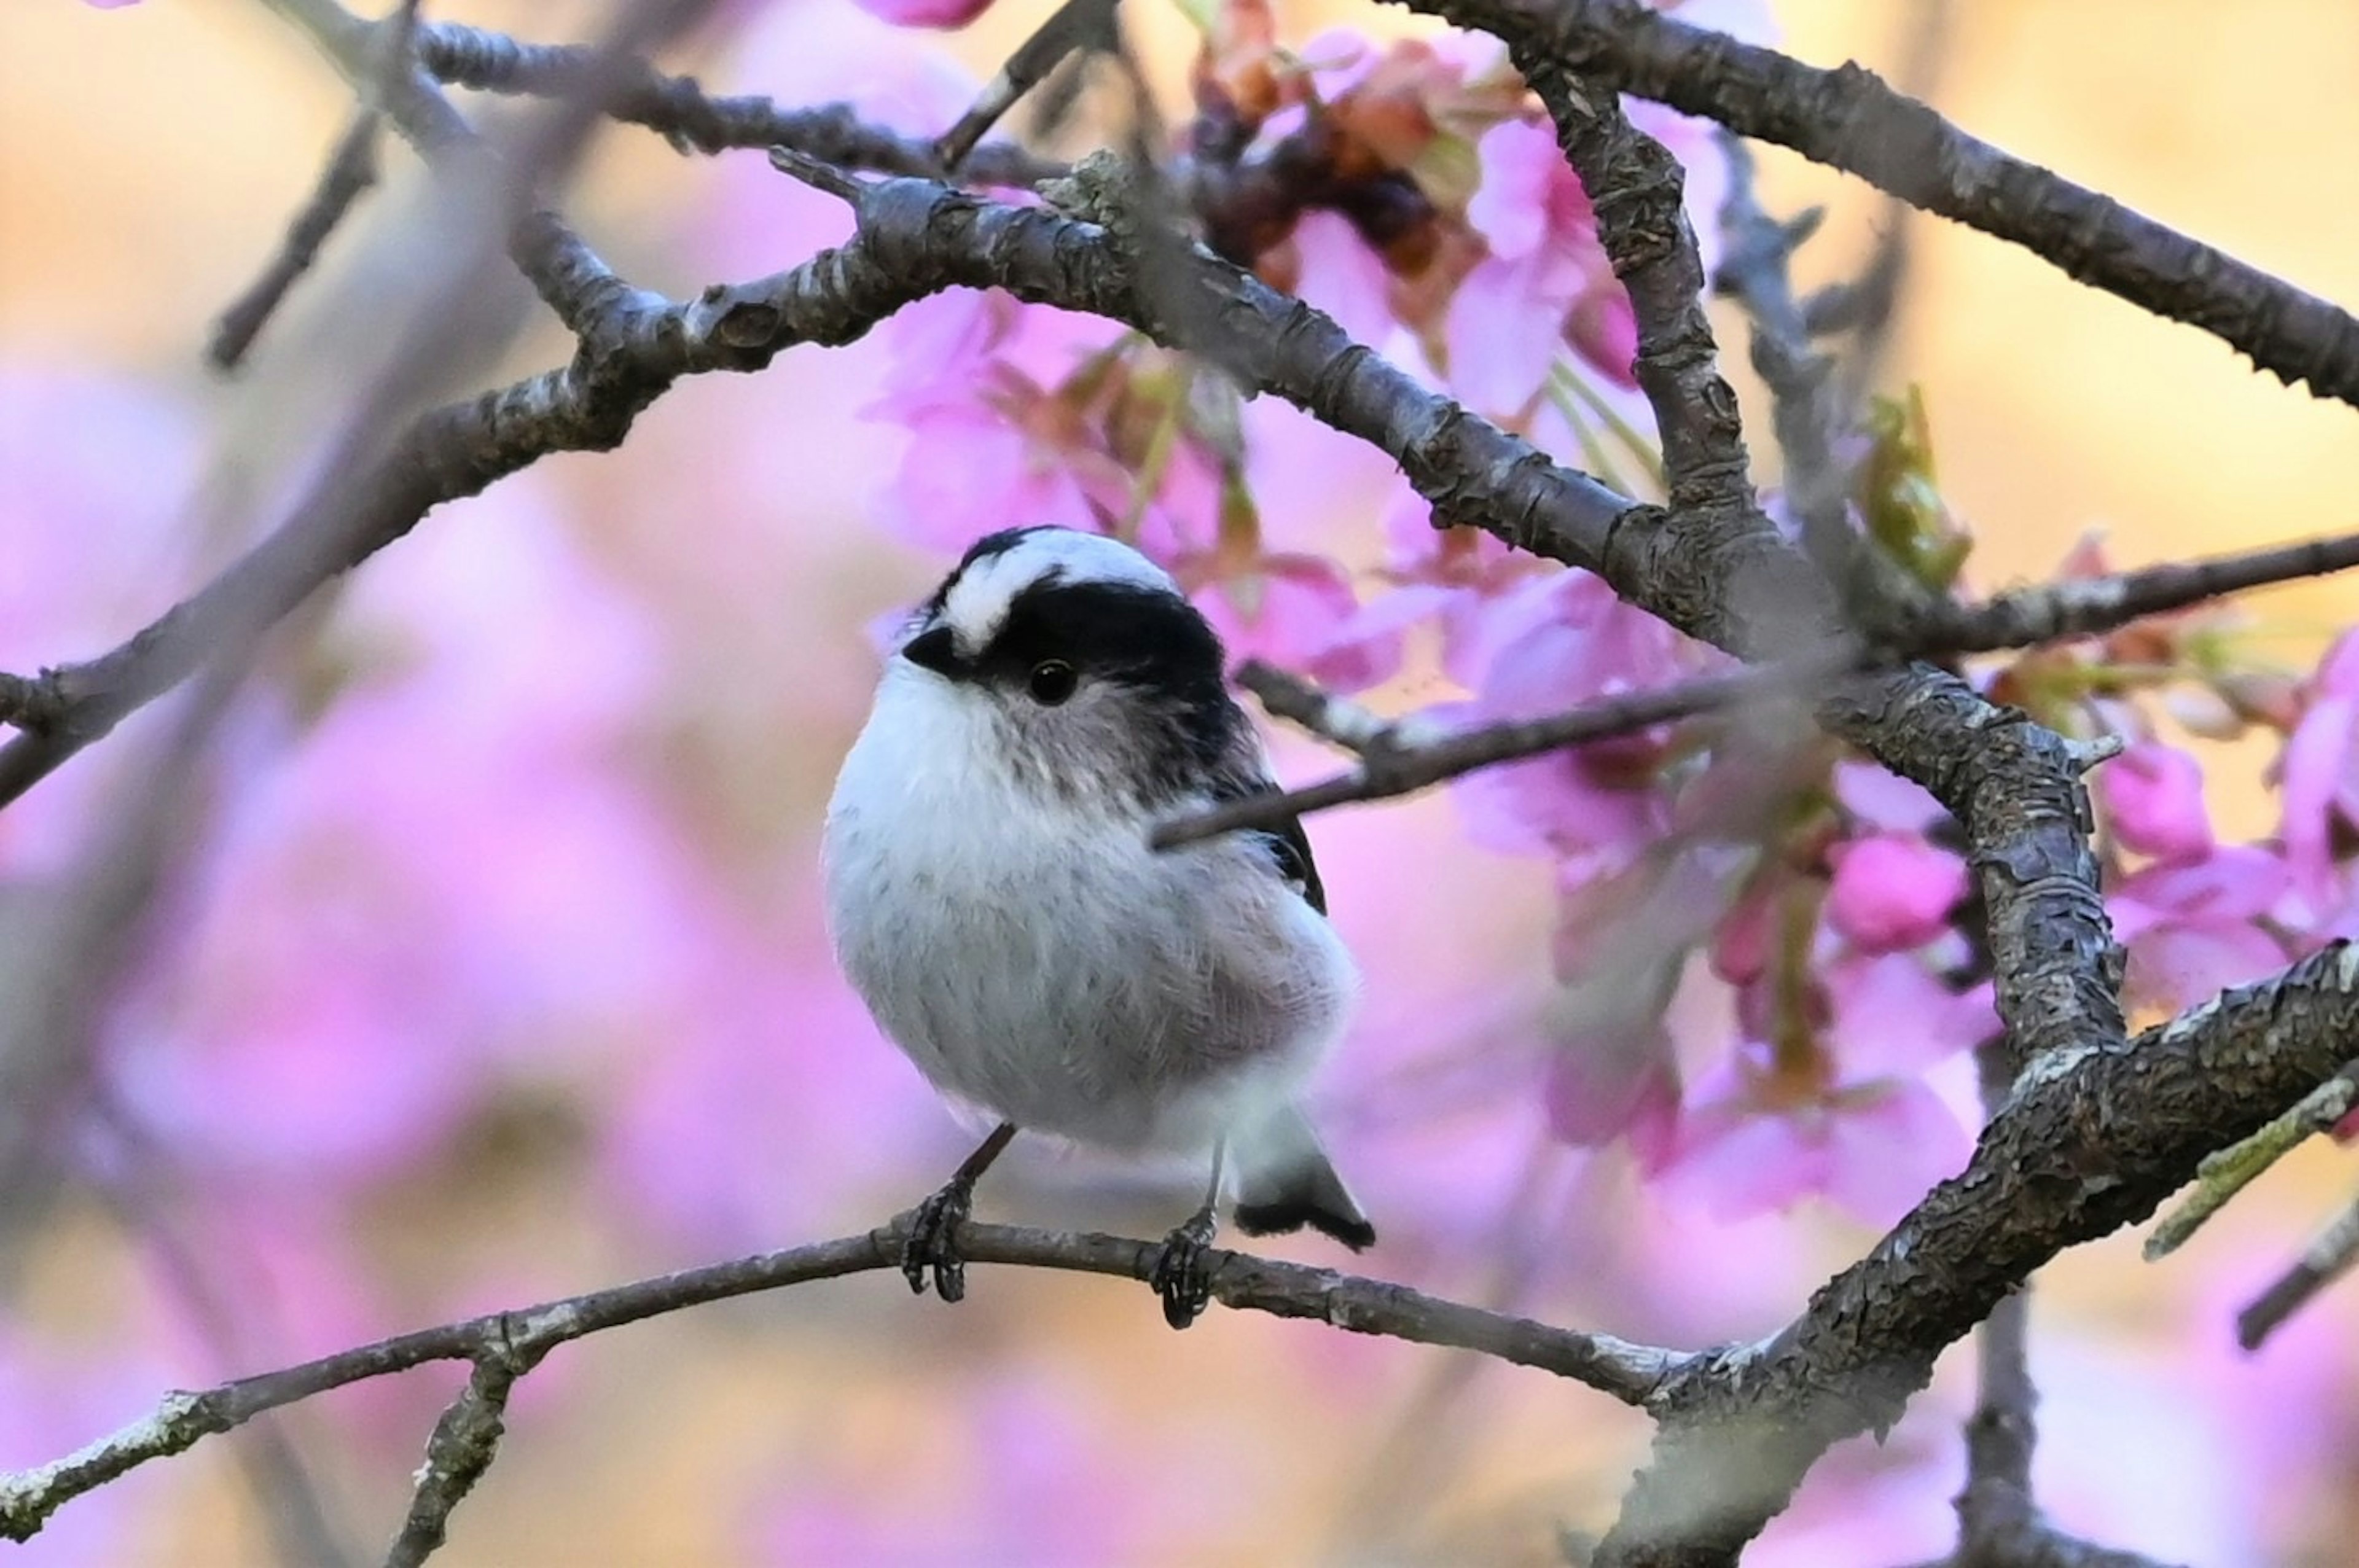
902,1181,976,1302
1149,1207,1220,1330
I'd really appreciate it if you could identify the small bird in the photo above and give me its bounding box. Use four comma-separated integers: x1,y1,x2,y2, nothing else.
823,525,1374,1328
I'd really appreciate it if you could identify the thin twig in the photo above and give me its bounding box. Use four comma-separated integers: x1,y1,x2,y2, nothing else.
1155,653,1851,848
383,1354,536,1567
2145,1059,2359,1261
414,21,1060,185
934,0,1120,170
1714,131,1853,585
2237,1193,2359,1351
1920,531,2359,655
1235,660,1434,754
208,109,384,370
0,1220,1681,1545
261,0,690,337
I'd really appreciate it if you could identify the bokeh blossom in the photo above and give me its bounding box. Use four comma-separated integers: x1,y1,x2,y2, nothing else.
851,0,993,28
12,1,2359,1561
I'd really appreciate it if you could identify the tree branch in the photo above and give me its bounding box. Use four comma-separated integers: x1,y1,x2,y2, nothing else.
412,20,1061,186
1400,0,2359,407
2145,1058,2359,1262
0,1222,1680,1546
1155,653,1851,845
208,107,383,370
1941,1048,2185,1568
1471,34,2129,1565
1598,943,2359,1566
0,671,65,736
2235,1187,2359,1351
1922,530,2359,653
384,1353,536,1568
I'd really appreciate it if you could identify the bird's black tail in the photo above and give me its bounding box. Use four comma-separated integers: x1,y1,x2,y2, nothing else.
1232,1102,1375,1250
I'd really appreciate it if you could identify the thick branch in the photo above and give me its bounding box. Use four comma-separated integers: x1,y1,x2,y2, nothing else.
1404,0,2359,407
0,187,1062,808
0,671,65,735
1599,944,2359,1564
0,1222,1676,1544
1509,0,2130,1118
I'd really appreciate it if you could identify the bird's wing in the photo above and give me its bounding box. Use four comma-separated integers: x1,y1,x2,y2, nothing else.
1206,769,1329,916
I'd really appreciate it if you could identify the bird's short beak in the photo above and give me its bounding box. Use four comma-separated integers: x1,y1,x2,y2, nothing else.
901,624,960,677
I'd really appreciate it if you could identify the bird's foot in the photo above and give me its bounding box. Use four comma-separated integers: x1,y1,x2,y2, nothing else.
1149,1205,1221,1330
901,1180,977,1302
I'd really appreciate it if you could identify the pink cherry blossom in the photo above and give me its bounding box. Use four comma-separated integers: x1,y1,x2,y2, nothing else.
1449,568,1710,866
1656,1050,1972,1228
1188,549,1402,693
871,387,1106,548
1450,121,1630,407
852,0,995,28
1832,759,1947,833
1543,1015,1681,1158
1821,953,1997,1078
1276,208,1401,355
1364,490,1544,685
1447,21,1759,414
1651,948,1984,1227
2277,629,2359,902
2110,846,2291,1015
2100,741,2214,864
1825,832,1970,952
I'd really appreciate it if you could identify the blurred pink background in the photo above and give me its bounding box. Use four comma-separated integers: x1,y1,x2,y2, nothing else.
3,2,2358,1563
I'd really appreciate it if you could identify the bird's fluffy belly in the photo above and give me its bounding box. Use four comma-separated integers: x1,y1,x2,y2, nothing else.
826,788,1348,1152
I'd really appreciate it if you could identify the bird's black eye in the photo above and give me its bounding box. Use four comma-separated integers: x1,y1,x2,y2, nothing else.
1028,659,1078,705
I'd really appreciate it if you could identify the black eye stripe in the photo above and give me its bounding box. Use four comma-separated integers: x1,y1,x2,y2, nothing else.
985,579,1224,687
972,576,1244,802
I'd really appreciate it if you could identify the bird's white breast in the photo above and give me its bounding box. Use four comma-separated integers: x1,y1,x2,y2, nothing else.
821,663,1355,1153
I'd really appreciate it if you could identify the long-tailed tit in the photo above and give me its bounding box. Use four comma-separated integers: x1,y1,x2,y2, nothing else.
823,525,1374,1328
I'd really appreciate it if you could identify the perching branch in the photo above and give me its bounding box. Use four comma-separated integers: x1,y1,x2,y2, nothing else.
0,1220,1680,1547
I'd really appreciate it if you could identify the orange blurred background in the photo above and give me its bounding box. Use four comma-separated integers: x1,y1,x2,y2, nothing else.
4,3,2359,1565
